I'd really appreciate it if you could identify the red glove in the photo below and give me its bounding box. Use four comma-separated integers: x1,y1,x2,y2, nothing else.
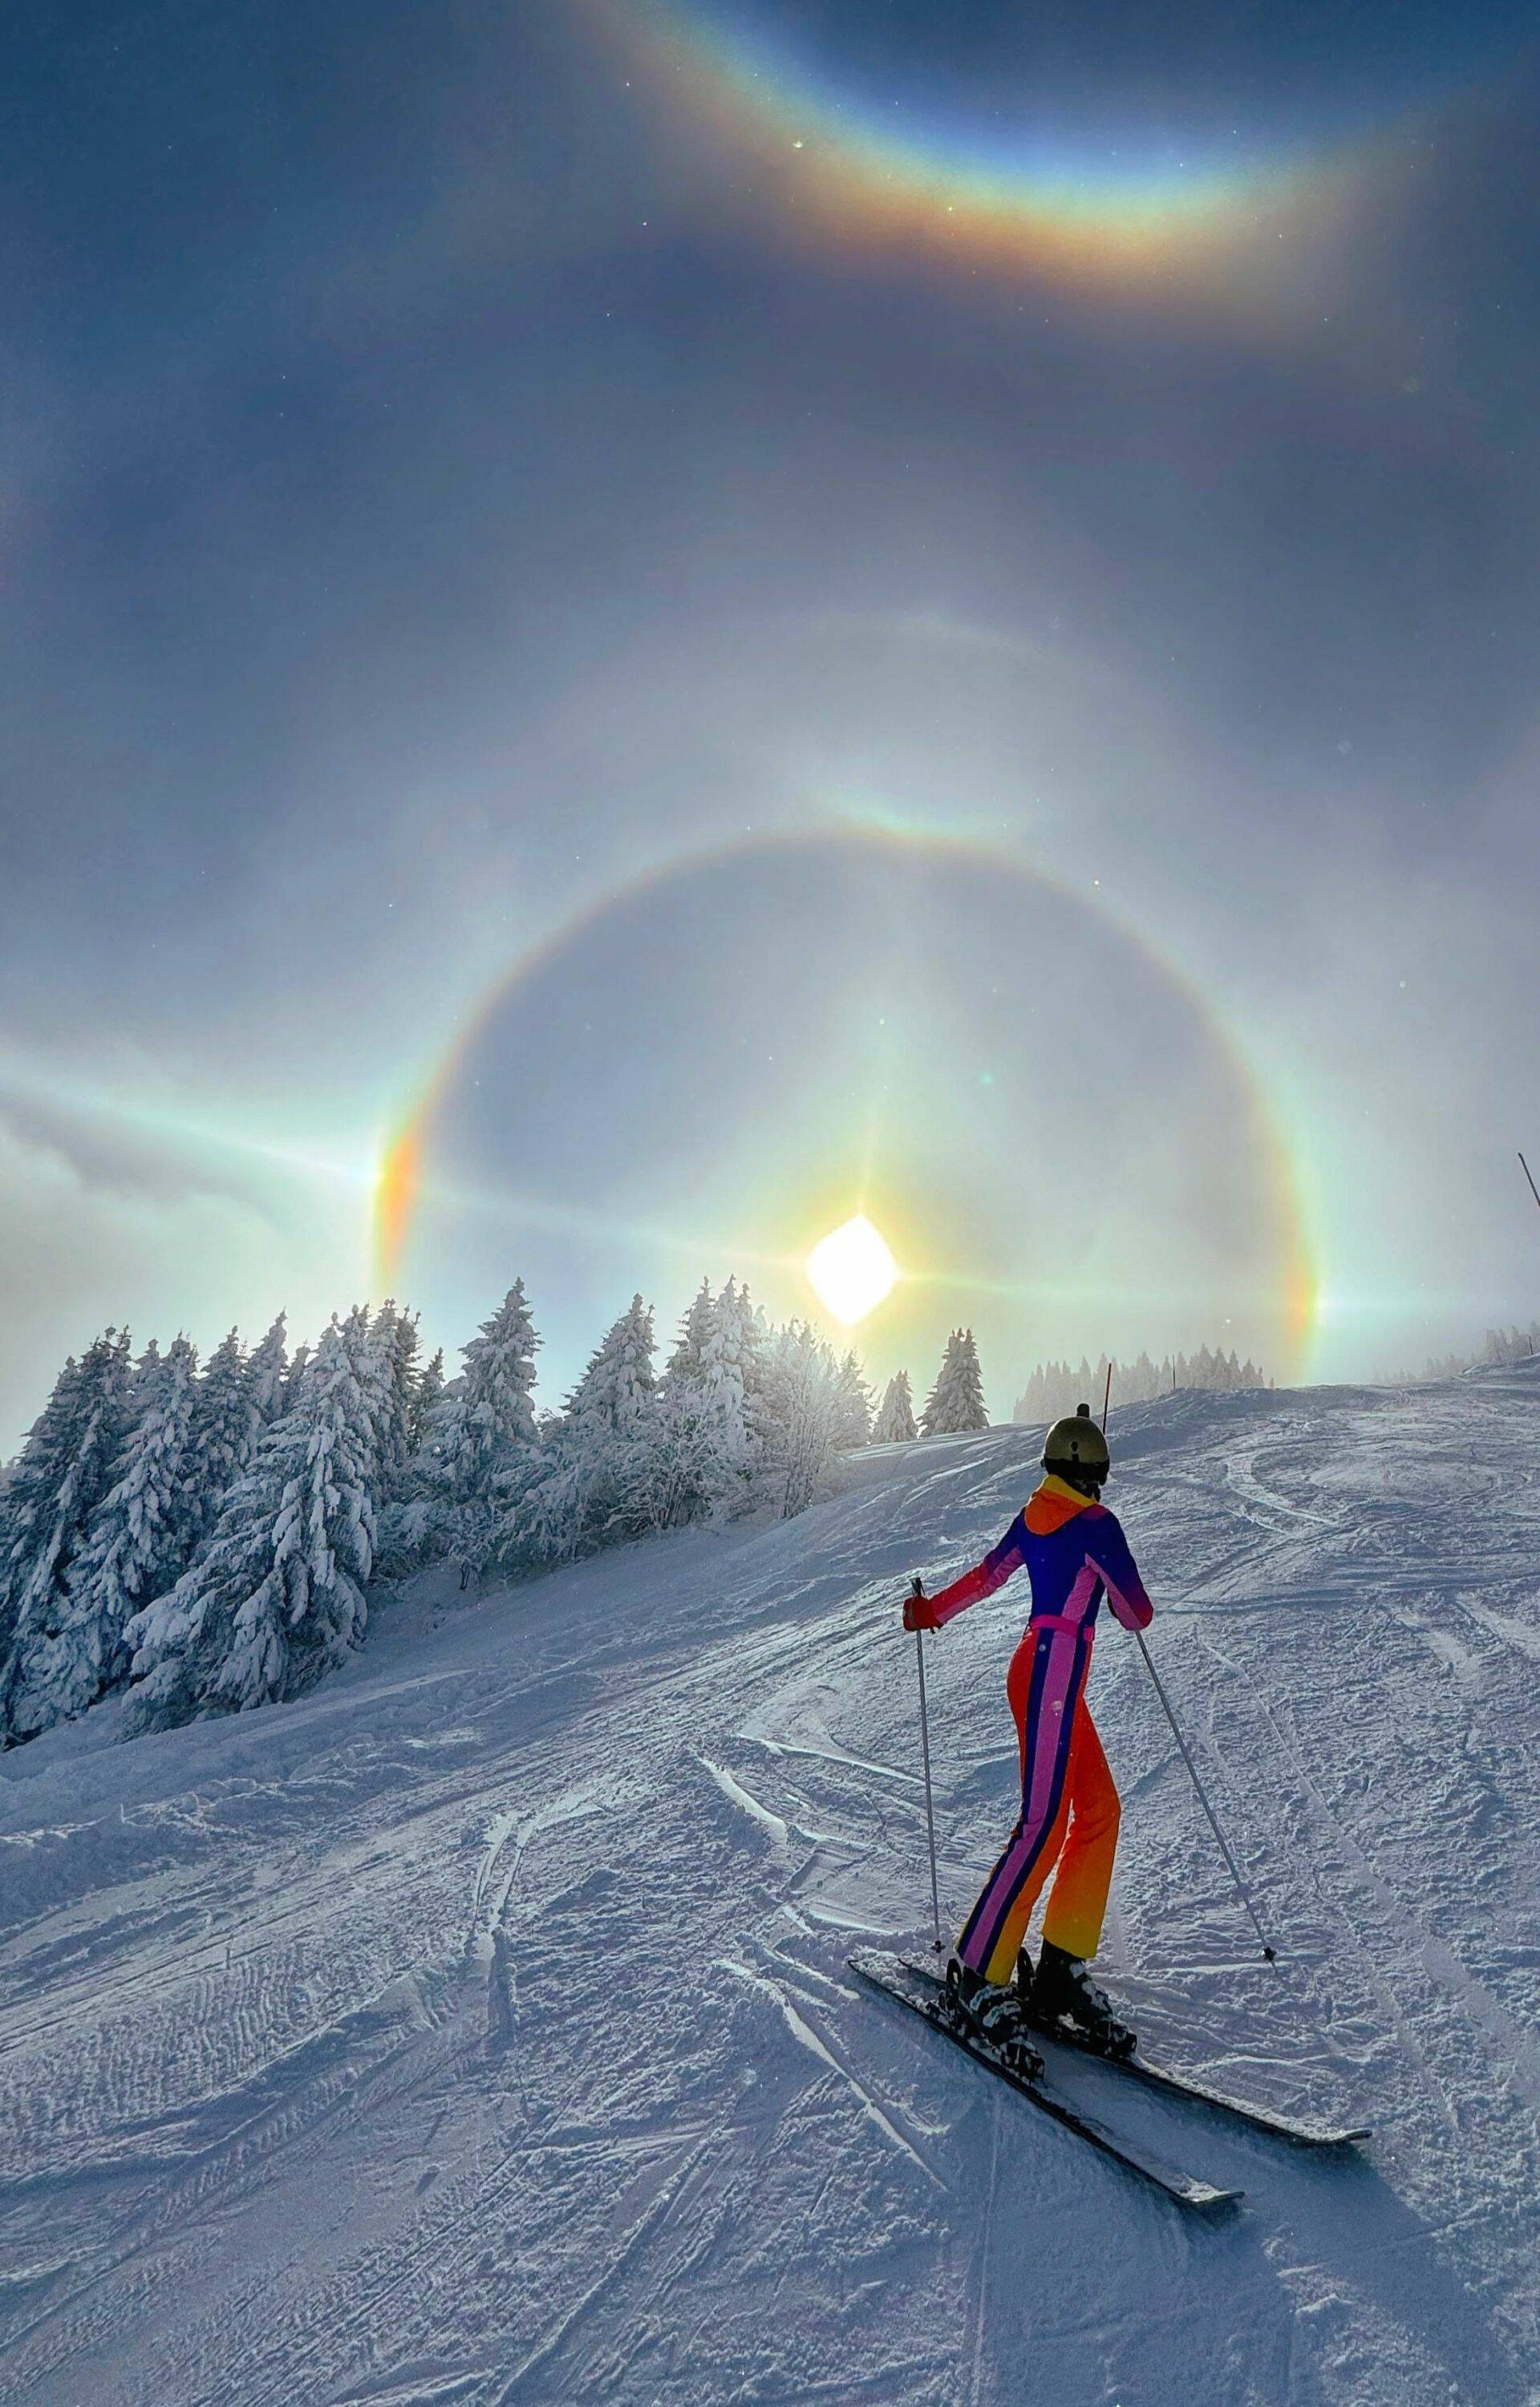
903,1589,940,1631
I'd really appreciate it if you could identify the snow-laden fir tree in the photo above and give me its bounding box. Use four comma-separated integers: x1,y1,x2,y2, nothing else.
409,1347,445,1453
247,1314,289,1424
701,1278,760,1416
5,1336,203,1740
663,1278,715,1388
1,1351,86,1674
342,1303,389,1488
128,1338,170,1421
639,1380,728,1531
698,1277,760,1486
751,1321,847,1519
125,1315,379,1730
833,1351,873,1450
871,1369,917,1443
376,1335,450,1579
428,1282,540,1509
921,1329,989,1436
639,1277,758,1530
0,1330,134,1745
282,1339,310,1412
520,1294,657,1562
374,1303,422,1502
189,1329,258,1542
569,1293,659,1433
419,1281,541,1576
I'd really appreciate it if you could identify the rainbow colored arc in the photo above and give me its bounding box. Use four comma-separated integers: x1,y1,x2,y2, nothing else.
578,0,1366,306
373,827,1319,1372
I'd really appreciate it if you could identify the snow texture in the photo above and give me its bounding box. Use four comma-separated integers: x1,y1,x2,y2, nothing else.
2,1368,1539,2404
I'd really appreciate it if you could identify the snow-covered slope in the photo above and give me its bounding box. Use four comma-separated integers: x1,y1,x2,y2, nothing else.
4,1372,1539,2405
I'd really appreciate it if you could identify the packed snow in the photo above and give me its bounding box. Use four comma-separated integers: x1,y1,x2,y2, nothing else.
3,1368,1538,2404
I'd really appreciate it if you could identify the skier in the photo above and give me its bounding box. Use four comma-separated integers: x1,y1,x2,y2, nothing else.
903,1403,1153,2057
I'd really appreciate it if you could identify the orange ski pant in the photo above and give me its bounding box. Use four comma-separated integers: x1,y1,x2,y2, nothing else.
967,1626,1122,1987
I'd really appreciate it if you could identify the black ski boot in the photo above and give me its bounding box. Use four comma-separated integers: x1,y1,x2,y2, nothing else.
945,1956,1045,2081
1026,1941,1137,2059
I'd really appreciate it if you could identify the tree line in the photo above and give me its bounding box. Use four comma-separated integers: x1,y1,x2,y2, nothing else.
1011,1345,1273,1427
0,1288,992,1749
1391,1323,1540,1383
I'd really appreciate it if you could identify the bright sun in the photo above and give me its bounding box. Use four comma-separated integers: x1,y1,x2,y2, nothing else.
805,1214,899,1327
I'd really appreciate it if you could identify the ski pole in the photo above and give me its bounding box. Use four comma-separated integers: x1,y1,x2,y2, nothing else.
1133,1628,1279,1967
1096,1355,1279,1966
910,1578,944,1953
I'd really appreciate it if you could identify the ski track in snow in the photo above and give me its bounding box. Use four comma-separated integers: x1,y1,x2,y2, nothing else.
3,1373,1540,2403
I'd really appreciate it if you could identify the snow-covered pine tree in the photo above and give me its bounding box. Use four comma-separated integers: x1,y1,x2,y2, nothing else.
0,1329,134,1745
6,1336,203,1740
188,1329,258,1546
697,1277,761,1491
423,1282,542,1576
871,1369,917,1442
431,1282,540,1507
751,1321,845,1519
246,1315,289,1425
1,1350,86,1674
570,1290,658,1539
627,1276,758,1534
833,1350,873,1449
520,1295,657,1562
375,1303,422,1502
702,1278,760,1416
409,1348,445,1453
1,1351,82,1672
128,1339,169,1422
124,1316,379,1730
342,1303,391,1495
571,1294,657,1437
921,1329,989,1436
663,1278,715,1388
638,1381,727,1531
375,1339,451,1579
282,1339,310,1412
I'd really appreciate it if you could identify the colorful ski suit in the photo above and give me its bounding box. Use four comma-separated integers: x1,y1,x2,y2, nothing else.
924,1474,1154,1986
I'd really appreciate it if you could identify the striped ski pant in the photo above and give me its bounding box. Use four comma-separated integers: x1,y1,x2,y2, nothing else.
957,1620,1121,1987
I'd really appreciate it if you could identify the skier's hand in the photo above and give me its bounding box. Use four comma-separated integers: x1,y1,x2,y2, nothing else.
903,1590,940,1631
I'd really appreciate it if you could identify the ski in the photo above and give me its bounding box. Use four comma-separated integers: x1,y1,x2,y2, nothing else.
848,1949,1241,2214
1027,2013,1371,2150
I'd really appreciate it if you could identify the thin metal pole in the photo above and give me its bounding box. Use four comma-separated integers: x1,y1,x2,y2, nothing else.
1520,1152,1540,1216
1100,1355,1278,1967
910,1582,943,1952
1133,1629,1279,1966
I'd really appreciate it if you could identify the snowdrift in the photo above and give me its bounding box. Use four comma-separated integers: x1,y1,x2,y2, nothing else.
3,1371,1539,2404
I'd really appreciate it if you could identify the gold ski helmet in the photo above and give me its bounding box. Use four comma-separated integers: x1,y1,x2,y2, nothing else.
1043,1402,1109,1488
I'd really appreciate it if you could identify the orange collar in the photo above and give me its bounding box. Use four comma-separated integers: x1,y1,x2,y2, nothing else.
1024,1473,1096,1534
